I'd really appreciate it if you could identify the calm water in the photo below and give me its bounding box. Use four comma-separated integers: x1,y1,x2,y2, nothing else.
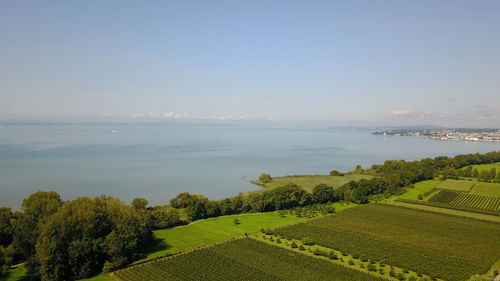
0,123,498,208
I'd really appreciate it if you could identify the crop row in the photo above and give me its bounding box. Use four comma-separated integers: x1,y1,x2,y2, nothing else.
112,238,386,281
429,190,500,211
273,204,500,281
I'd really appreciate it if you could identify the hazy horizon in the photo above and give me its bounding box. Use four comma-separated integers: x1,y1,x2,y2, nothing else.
1,0,499,127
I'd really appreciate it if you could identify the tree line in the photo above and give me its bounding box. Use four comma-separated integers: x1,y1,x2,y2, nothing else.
0,151,498,280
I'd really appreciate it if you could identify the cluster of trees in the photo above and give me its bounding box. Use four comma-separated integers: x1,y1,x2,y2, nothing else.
442,166,500,182
0,192,154,281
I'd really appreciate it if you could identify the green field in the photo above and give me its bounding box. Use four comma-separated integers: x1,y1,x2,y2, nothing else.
112,238,385,281
464,162,500,172
138,212,307,261
273,204,500,281
436,179,475,192
470,181,500,196
397,179,441,200
428,190,500,211
387,200,500,223
253,174,373,192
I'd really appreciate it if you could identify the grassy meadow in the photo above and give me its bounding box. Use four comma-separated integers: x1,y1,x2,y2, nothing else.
112,238,386,281
463,162,500,172
253,174,373,192
436,179,475,192
397,179,441,200
138,212,307,262
274,204,500,281
470,181,500,196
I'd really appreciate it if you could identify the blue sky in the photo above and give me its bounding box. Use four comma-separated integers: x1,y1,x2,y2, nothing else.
1,0,499,127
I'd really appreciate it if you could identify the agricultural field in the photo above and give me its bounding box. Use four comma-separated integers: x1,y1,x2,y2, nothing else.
397,179,441,200
253,174,373,192
112,238,386,281
436,179,475,192
273,204,500,281
387,200,500,223
470,181,500,196
428,190,500,211
138,212,307,261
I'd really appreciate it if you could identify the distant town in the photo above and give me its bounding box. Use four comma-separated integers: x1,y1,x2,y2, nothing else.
373,128,500,142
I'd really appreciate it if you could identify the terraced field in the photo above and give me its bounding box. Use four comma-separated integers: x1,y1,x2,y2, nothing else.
428,190,500,211
112,238,385,281
273,204,500,281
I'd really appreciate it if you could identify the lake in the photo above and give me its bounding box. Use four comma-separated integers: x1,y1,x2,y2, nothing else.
0,123,498,209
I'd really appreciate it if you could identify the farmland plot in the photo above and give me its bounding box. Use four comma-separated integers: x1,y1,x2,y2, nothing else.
112,238,385,281
273,204,500,281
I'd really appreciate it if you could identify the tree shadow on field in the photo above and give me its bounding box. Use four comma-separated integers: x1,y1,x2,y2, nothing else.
139,237,172,257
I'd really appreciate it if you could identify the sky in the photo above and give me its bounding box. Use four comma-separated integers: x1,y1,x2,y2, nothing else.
0,0,499,127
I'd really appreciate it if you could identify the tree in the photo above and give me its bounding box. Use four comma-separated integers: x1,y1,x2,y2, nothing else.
185,198,207,221
170,192,196,208
489,168,497,181
12,191,62,278
311,184,335,204
329,170,344,176
35,196,152,281
131,198,148,210
151,206,180,229
233,218,240,225
259,173,272,183
0,207,13,246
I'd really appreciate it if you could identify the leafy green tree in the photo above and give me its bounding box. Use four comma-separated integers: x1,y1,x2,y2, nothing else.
151,206,180,229
36,196,152,281
233,218,240,225
259,173,272,183
12,191,62,278
185,198,207,221
131,198,148,210
311,184,335,204
463,166,473,177
329,170,344,176
0,207,13,246
489,168,497,181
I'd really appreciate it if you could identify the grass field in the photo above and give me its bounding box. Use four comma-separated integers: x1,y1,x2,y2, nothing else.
464,162,500,172
273,204,500,281
112,238,386,281
436,179,475,192
253,174,373,192
397,179,441,200
138,212,307,262
470,181,500,196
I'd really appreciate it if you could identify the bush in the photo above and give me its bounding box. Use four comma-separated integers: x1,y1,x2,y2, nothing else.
330,170,344,176
302,237,315,246
259,173,272,183
290,241,298,248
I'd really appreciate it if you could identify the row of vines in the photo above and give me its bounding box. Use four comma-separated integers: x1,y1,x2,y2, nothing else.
428,190,500,211
112,238,385,281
